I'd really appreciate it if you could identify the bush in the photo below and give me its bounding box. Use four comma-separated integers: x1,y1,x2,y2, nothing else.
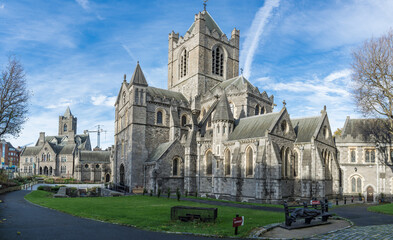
157,189,161,198
143,188,147,196
150,189,153,196
38,186,52,192
176,188,181,201
167,187,171,198
185,190,188,197
51,185,61,192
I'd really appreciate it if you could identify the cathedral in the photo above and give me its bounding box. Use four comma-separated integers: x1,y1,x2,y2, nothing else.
20,107,113,182
113,10,340,203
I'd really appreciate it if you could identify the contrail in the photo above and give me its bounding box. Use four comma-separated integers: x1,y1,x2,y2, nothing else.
241,0,280,79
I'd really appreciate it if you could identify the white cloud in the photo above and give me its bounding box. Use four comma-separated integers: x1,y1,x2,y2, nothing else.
122,44,137,63
240,0,280,79
46,98,73,109
91,95,116,107
0,4,5,9
76,0,89,10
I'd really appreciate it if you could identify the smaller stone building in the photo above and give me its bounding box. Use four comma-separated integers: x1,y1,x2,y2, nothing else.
336,117,393,202
20,107,113,182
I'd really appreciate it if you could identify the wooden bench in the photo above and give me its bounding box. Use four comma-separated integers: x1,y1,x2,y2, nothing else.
283,200,332,229
171,206,217,222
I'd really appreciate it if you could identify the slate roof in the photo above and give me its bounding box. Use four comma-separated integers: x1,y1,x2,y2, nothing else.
130,62,148,86
59,144,76,155
148,141,175,162
228,112,281,141
291,116,322,143
212,75,258,92
21,146,42,156
147,87,188,103
337,118,392,143
188,11,224,36
212,93,234,122
80,151,110,162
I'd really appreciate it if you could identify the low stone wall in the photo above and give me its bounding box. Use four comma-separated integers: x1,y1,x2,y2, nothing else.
0,182,36,195
101,188,124,197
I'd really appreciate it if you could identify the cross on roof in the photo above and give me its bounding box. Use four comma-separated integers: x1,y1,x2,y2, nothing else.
203,0,208,11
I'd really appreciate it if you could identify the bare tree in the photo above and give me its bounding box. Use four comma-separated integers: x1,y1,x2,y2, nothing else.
352,29,393,132
0,56,29,138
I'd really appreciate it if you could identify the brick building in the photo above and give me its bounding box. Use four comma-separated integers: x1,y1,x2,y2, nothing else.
0,140,20,171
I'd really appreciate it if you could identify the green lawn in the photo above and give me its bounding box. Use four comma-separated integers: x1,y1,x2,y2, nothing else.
368,203,393,215
25,191,284,238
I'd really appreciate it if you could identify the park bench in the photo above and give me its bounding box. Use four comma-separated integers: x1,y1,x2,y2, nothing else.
282,200,331,229
171,206,217,222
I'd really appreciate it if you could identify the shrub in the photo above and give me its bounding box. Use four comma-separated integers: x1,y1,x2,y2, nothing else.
51,185,61,192
143,188,147,196
176,188,181,201
150,189,153,196
157,189,161,198
167,187,171,198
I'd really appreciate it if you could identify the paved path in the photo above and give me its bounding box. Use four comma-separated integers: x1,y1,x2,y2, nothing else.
0,191,232,240
331,205,393,226
314,224,393,239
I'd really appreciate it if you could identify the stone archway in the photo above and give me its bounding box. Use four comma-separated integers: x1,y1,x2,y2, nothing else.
39,167,42,175
105,173,110,183
367,186,374,202
119,164,125,186
44,166,48,176
49,167,53,176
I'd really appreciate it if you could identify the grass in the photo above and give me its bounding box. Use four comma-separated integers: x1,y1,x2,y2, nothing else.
25,191,284,238
368,203,393,215
184,196,283,208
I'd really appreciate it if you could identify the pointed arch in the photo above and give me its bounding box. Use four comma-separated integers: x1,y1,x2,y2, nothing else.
180,48,188,78
255,104,260,115
64,124,67,132
224,148,231,176
246,146,253,176
212,45,225,76
205,150,213,175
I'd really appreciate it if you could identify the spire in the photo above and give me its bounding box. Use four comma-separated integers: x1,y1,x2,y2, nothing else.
213,93,234,122
64,106,72,117
130,62,148,86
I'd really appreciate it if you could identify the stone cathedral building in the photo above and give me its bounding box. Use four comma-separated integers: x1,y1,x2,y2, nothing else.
113,10,340,203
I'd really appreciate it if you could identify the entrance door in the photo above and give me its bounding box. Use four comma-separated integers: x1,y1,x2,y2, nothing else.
367,186,374,202
119,164,125,186
44,166,48,176
105,174,110,182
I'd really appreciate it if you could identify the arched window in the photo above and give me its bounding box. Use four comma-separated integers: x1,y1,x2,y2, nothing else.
42,153,45,162
206,150,213,175
255,105,260,115
246,147,253,176
285,148,291,178
351,176,362,193
120,164,125,186
47,153,50,161
180,49,188,78
225,149,231,175
173,158,180,176
135,88,139,104
64,124,67,132
212,46,224,76
281,147,285,177
140,90,144,105
181,115,187,127
157,111,163,125
350,149,356,162
261,106,265,114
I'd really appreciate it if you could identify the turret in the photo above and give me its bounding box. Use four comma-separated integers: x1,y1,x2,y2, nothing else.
212,93,234,154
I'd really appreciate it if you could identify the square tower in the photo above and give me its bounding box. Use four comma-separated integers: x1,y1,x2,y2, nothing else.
58,107,77,137
168,10,240,102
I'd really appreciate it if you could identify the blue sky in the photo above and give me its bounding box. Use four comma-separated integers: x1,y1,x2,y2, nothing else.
1,0,393,149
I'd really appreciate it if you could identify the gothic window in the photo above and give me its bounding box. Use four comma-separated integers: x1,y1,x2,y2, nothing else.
47,153,50,161
64,124,67,132
281,147,285,177
365,149,375,163
351,176,362,193
225,149,231,176
172,158,180,176
281,120,288,134
120,164,125,186
285,148,291,178
246,147,253,176
181,115,187,127
350,149,356,162
255,105,260,115
212,46,224,76
261,106,265,114
371,150,375,163
140,90,144,105
157,111,163,125
121,140,124,157
180,49,188,78
135,88,139,104
206,150,213,175
223,125,226,134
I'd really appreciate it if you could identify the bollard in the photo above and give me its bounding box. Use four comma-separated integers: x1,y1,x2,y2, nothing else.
336,197,338,205
344,197,347,205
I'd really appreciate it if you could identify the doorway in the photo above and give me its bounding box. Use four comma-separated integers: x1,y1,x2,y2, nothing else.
119,164,125,186
367,186,374,202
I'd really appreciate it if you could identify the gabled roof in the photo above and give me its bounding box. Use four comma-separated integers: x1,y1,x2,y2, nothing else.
291,116,322,143
148,141,175,162
147,87,188,103
21,146,42,156
80,151,110,162
212,75,258,92
188,11,224,36
212,93,234,122
228,112,281,141
130,62,148,86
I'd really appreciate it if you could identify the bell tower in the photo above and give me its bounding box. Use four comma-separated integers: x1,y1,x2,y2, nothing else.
59,106,77,137
168,10,239,102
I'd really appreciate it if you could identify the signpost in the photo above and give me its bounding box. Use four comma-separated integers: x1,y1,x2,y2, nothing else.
310,200,320,205
233,214,244,235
